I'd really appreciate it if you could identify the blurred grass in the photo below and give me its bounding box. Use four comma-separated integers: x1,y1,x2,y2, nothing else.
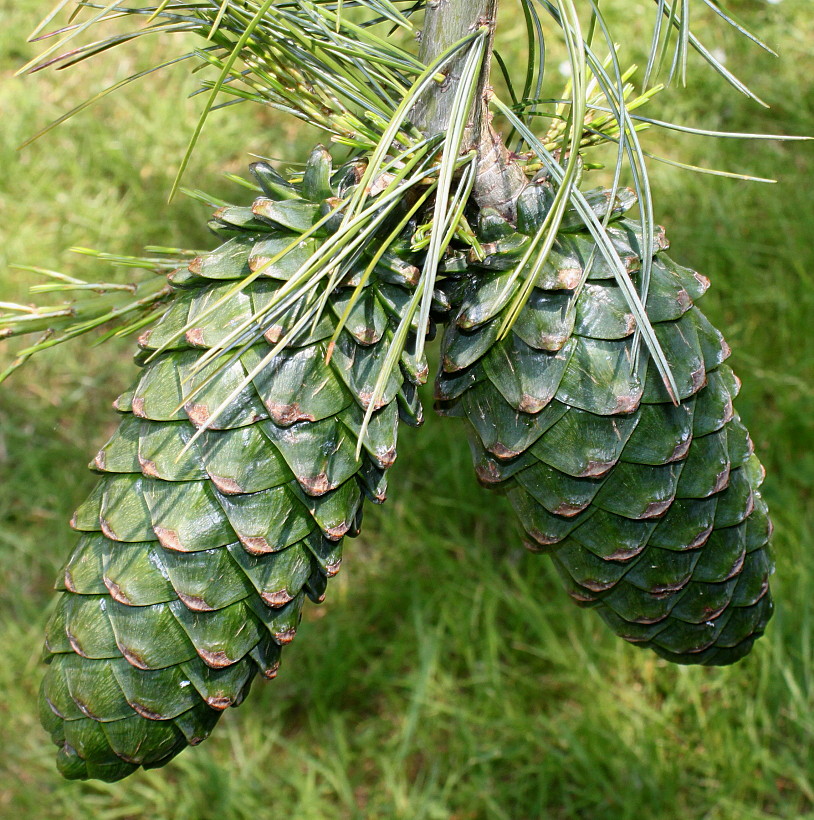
1,1,813,817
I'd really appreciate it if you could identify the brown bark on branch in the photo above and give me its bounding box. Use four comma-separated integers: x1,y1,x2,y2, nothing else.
415,0,527,222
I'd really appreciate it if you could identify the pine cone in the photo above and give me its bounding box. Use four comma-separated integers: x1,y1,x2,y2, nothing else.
40,148,427,780
436,183,773,665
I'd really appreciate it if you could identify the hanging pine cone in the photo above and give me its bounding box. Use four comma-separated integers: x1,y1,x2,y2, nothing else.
39,147,431,781
436,182,773,666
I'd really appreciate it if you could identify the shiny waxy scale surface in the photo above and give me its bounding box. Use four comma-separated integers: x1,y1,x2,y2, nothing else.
436,180,773,666
39,148,428,781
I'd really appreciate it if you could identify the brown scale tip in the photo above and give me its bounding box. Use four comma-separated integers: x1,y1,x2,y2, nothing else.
249,255,271,273
605,545,646,561
177,592,217,612
629,612,671,626
185,328,207,348
557,268,582,290
579,460,614,479
745,434,756,458
523,538,549,554
260,661,281,680
401,264,421,287
377,447,398,470
113,391,134,413
299,473,333,497
268,402,313,426
538,334,568,352
623,255,639,274
489,443,523,460
185,403,212,428
138,456,162,479
199,649,236,669
724,550,747,582
209,474,244,495
577,577,618,593
207,696,234,711
722,398,736,426
358,328,380,345
131,397,148,418
264,325,284,344
461,311,486,333
475,461,504,486
104,577,133,606
358,392,386,412
273,628,297,645
691,365,708,394
70,696,101,721
681,637,719,656
553,502,588,518
240,535,274,555
251,199,271,219
687,525,714,550
528,528,565,548
325,522,351,540
649,575,692,595
676,289,692,313
668,437,693,463
518,394,548,414
616,632,650,644
641,498,673,518
564,586,599,603
613,392,642,414
710,467,732,496
66,632,89,658
755,578,771,603
699,602,731,622
43,694,67,720
154,527,187,552
261,589,294,608
131,702,166,721
120,646,151,670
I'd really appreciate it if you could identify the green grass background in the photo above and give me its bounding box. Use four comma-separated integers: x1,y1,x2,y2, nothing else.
1,1,812,817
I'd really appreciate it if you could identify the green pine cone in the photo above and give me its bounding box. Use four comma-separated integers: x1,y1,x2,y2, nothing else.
40,148,426,781
436,182,773,666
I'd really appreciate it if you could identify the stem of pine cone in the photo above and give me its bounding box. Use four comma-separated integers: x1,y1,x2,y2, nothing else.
416,0,527,222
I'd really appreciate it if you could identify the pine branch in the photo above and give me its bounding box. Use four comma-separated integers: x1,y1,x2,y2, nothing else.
416,0,527,222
